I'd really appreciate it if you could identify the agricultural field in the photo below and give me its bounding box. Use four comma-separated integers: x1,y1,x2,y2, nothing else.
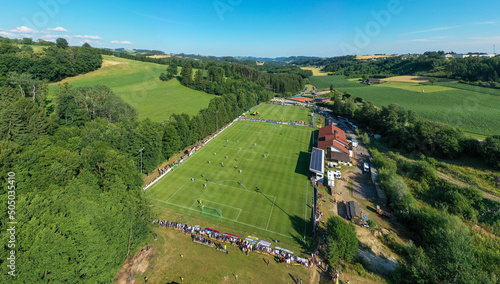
356,55,394,60
310,75,367,89
49,55,213,121
374,81,452,93
432,81,500,96
301,66,328,76
245,104,315,124
146,120,314,252
312,76,500,137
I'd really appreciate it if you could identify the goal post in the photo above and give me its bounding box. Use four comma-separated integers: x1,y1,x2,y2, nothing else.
201,205,222,220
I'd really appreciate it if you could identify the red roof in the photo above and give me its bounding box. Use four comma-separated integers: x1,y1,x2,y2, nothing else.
290,97,314,103
317,125,350,154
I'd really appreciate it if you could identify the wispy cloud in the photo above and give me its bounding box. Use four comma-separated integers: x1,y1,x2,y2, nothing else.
111,40,133,44
473,21,496,25
467,35,500,41
47,26,68,32
398,36,450,43
9,26,38,33
400,26,460,36
73,35,102,40
401,21,497,36
0,31,14,37
41,34,102,40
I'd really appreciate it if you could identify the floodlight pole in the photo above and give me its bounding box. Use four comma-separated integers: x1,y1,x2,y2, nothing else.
139,147,145,173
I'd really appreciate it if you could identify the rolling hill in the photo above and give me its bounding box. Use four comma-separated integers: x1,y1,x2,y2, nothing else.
50,55,214,121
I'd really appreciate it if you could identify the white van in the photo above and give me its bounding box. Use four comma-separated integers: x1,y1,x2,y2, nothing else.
363,163,370,173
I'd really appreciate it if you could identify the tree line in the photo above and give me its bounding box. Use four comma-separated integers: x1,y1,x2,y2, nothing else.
0,38,102,84
161,60,307,97
291,52,500,88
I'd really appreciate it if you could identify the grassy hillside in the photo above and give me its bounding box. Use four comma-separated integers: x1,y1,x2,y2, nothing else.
14,44,47,52
50,55,214,121
310,76,500,137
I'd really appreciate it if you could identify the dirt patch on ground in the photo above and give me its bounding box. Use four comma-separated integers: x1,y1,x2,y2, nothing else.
381,75,430,82
355,221,398,275
438,171,500,202
102,59,127,67
114,245,155,284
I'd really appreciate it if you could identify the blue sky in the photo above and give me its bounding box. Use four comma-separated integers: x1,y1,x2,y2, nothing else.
0,0,499,57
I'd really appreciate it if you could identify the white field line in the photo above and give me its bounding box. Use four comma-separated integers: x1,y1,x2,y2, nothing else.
236,209,242,221
152,198,292,239
166,179,191,202
266,196,277,230
190,199,199,209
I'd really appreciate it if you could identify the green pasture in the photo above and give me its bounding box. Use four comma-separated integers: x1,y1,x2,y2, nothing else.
430,81,500,96
146,120,314,247
245,104,314,124
310,75,367,89
311,76,500,136
374,81,451,93
49,55,213,121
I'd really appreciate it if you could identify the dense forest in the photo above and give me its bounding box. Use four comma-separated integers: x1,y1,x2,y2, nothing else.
0,37,102,84
294,53,500,88
174,61,308,96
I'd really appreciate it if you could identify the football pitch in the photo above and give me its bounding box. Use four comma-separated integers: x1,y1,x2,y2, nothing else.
147,120,314,239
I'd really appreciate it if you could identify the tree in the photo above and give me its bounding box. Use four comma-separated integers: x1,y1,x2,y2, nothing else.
326,216,358,262
179,62,193,85
194,69,204,89
56,38,69,49
428,77,437,85
166,63,178,79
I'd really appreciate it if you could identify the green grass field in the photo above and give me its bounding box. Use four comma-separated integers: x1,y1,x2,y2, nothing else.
374,81,451,93
15,44,47,52
310,76,500,136
245,104,314,124
146,120,314,247
431,81,500,96
49,55,213,121
310,75,368,89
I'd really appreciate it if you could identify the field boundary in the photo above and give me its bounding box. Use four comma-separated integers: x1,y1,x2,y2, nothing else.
152,198,293,239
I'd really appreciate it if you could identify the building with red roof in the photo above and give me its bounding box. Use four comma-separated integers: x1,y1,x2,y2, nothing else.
289,96,314,103
317,125,352,163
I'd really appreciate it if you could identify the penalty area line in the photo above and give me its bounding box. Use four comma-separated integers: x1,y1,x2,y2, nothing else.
266,196,277,230
166,179,191,203
152,198,292,239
